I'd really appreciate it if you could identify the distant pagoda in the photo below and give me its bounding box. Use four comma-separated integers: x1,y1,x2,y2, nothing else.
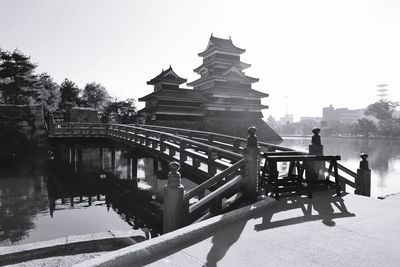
138,35,281,142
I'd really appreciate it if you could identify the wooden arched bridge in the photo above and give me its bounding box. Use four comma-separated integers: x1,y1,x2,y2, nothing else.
49,122,371,233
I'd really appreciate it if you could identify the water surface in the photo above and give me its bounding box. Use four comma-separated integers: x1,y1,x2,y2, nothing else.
282,136,400,197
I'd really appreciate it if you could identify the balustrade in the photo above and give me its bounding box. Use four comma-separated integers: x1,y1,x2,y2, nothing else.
49,121,373,233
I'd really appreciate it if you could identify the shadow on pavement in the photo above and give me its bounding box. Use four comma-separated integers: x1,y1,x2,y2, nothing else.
254,192,355,232
202,203,253,267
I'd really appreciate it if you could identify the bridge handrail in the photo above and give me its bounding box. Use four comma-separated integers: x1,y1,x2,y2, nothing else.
184,158,247,201
135,124,294,152
50,122,370,197
111,124,242,160
188,175,243,215
136,124,368,193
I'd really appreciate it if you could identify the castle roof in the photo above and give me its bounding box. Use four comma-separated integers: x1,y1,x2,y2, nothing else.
147,66,187,85
198,35,245,57
138,88,205,102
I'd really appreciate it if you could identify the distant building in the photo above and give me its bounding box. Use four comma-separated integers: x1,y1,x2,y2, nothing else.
322,104,365,123
138,35,281,142
277,114,294,125
300,116,322,124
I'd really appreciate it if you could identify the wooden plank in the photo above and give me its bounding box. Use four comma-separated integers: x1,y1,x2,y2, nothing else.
189,175,243,214
185,158,247,200
337,163,359,179
265,155,341,161
263,151,308,157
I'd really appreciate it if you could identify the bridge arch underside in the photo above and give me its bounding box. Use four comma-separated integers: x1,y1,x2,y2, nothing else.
107,136,232,185
49,136,227,185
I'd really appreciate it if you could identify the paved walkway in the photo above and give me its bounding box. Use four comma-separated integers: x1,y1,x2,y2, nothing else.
147,191,400,267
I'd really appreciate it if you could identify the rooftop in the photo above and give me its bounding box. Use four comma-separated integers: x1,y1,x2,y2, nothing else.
147,66,187,85
199,35,246,57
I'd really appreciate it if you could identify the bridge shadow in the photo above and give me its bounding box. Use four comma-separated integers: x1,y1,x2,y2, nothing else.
254,191,356,232
201,192,355,266
204,216,247,267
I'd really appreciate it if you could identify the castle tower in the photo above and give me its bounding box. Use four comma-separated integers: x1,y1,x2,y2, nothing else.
187,35,281,142
138,36,281,142
138,66,205,123
188,35,268,119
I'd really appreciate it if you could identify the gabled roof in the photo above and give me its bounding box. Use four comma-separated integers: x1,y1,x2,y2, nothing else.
147,66,187,85
138,88,206,102
198,35,245,57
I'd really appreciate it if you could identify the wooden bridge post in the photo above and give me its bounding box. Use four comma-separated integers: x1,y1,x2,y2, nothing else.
131,157,138,188
111,147,116,176
127,157,132,179
244,127,260,200
163,162,187,233
77,146,83,174
153,159,159,176
208,134,214,145
233,139,241,153
100,147,104,172
69,146,75,166
356,153,371,197
307,127,324,180
180,141,187,165
48,115,54,136
208,150,218,177
160,134,166,153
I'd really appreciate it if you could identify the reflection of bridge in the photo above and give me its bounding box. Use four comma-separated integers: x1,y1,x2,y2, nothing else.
49,122,371,233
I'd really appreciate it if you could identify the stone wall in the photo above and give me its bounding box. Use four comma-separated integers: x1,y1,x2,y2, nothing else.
0,105,47,147
70,107,99,123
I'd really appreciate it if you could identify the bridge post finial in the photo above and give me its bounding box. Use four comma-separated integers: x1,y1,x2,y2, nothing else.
246,126,258,148
163,161,187,233
356,153,371,197
167,161,182,187
359,153,369,169
244,126,260,200
307,127,324,180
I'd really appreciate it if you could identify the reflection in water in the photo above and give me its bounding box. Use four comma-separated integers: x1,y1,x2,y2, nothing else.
0,145,166,246
282,137,400,196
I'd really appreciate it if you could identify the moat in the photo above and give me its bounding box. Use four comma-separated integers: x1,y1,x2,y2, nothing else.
1,137,399,247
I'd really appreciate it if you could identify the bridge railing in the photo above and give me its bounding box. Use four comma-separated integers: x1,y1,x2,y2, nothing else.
49,122,372,232
49,122,108,137
134,124,294,153
136,124,371,197
107,124,243,179
163,127,260,233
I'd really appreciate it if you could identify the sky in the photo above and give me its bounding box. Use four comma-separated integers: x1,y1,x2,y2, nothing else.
1,0,400,121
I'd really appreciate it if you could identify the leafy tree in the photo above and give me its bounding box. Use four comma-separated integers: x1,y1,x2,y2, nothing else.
0,107,31,158
58,79,81,121
102,98,137,124
364,100,398,121
36,73,60,121
81,82,110,110
0,49,40,105
355,118,377,137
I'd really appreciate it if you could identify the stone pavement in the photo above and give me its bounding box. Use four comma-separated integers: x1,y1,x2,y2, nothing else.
146,191,400,267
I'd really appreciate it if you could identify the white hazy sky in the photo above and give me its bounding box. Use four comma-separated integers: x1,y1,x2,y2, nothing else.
1,0,400,121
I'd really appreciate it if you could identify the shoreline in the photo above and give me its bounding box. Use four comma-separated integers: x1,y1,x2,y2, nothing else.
280,134,400,141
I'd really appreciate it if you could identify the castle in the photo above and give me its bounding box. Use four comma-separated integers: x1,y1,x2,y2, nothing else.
138,35,281,142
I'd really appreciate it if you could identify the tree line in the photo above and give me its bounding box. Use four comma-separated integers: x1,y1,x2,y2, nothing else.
0,48,136,124
270,100,400,138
